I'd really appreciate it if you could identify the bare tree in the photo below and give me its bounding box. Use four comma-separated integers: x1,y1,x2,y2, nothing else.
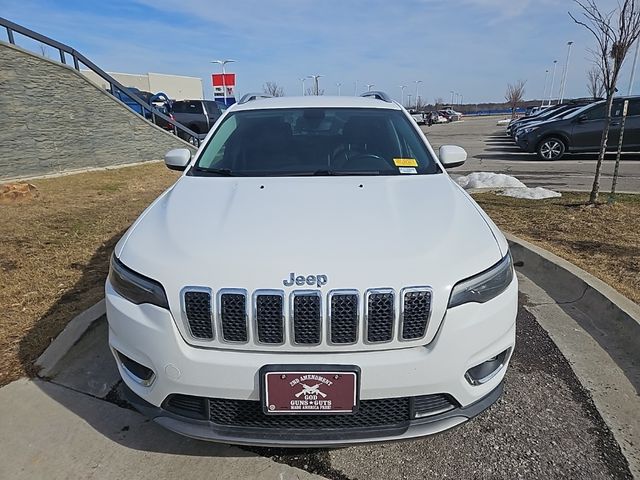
570,0,640,204
505,80,527,118
434,97,444,108
305,87,325,96
263,82,285,97
586,67,605,99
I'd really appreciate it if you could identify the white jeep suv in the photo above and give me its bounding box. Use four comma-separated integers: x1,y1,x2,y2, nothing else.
106,92,517,446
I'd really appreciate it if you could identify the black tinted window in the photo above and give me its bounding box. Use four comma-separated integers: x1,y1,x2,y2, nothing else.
583,104,606,120
204,101,221,114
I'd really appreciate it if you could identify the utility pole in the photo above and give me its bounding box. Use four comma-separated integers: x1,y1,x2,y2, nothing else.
542,69,550,106
548,60,558,106
450,90,455,105
399,85,407,106
559,41,574,104
414,80,423,108
300,78,306,96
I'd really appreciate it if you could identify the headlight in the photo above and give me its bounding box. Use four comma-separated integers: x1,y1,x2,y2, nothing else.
448,254,514,308
523,126,538,135
108,254,169,309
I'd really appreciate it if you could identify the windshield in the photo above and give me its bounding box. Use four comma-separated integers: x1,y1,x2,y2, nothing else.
192,108,441,177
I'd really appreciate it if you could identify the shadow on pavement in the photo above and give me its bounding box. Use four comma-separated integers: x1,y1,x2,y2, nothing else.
17,231,252,458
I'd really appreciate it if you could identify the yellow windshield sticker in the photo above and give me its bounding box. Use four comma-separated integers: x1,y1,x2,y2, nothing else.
393,158,418,167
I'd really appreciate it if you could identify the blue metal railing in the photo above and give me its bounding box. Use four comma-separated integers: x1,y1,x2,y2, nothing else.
0,16,201,147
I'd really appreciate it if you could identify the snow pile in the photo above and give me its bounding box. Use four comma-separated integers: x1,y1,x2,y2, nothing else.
499,187,562,200
456,172,526,189
456,172,562,200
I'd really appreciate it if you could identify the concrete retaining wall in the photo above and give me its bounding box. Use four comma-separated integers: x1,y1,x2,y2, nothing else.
0,42,193,181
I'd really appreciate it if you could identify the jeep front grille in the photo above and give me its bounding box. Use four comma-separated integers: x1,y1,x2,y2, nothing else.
181,287,432,349
401,289,432,340
183,290,214,339
255,292,285,344
366,290,395,343
219,291,248,342
292,292,322,344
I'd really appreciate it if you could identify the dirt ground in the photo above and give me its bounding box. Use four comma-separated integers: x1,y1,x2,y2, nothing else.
0,163,637,386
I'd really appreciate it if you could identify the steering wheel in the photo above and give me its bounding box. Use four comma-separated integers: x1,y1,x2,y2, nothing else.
339,153,390,171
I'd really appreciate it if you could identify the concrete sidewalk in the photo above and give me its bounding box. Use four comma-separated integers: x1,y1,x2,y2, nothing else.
0,378,323,480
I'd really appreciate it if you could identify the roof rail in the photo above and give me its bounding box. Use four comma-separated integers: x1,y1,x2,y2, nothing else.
238,93,273,104
361,91,393,103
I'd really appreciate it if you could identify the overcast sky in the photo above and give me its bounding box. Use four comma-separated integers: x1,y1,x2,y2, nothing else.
2,0,638,103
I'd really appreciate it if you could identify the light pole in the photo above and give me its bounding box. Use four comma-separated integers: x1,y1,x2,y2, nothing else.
308,75,323,95
354,80,358,96
559,41,574,104
455,93,459,105
542,69,550,106
300,78,307,96
407,94,413,108
366,83,375,92
211,59,235,106
450,90,455,105
628,39,640,95
336,82,342,96
460,94,464,106
548,60,558,106
399,85,407,106
414,80,423,108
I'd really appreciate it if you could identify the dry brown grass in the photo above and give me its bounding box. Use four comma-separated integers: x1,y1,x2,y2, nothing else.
0,163,178,386
0,166,637,387
475,192,640,305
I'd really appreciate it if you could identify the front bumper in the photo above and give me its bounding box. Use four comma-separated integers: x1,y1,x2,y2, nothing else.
106,278,517,445
122,380,504,447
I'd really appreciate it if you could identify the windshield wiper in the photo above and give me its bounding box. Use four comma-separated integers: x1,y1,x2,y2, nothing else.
192,166,236,177
310,169,381,176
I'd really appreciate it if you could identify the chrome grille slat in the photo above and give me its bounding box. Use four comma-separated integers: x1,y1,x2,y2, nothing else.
183,290,214,339
219,292,248,343
401,288,432,341
366,290,395,343
329,291,359,344
255,292,285,344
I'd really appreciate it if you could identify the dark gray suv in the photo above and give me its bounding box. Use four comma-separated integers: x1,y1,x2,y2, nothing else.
516,97,640,160
169,100,223,138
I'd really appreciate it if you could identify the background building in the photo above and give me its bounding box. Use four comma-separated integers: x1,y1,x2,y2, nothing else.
82,71,204,100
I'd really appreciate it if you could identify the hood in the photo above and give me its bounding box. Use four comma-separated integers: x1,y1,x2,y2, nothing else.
117,174,503,333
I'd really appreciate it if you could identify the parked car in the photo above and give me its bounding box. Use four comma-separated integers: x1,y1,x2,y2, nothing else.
429,111,449,124
410,110,426,125
111,87,173,130
106,92,517,446
516,97,637,160
168,99,223,138
512,105,584,140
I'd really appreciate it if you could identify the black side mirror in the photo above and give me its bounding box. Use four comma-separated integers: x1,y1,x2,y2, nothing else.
577,114,588,123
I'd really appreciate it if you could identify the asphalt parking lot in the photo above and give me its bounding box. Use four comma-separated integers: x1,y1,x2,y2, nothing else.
424,116,640,193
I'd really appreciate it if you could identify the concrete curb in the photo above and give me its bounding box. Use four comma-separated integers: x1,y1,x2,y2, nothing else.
35,300,106,378
507,233,640,336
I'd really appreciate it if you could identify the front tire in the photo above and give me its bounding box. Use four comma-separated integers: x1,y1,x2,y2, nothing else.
537,137,566,160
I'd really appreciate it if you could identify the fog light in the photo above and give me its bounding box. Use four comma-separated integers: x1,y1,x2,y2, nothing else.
465,348,511,386
116,350,155,386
